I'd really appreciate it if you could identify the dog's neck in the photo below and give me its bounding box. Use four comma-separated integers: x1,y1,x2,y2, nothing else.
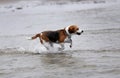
65,26,71,38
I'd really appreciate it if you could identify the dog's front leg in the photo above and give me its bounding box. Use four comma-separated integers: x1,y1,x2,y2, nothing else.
64,38,72,48
69,38,72,48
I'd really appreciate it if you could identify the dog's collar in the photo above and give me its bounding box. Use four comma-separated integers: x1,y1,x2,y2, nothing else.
65,26,70,35
65,26,71,37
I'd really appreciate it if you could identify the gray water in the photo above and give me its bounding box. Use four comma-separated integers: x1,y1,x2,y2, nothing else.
0,0,120,78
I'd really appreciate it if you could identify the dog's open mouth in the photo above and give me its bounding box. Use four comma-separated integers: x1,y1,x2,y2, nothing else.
76,30,84,35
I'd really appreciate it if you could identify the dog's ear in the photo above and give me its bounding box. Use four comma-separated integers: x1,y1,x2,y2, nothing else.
68,26,75,33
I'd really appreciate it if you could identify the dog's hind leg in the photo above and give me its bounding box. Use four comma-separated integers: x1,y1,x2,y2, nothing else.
58,43,65,51
42,41,54,50
49,42,53,47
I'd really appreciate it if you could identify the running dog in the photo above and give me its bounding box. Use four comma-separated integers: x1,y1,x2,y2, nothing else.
27,25,83,51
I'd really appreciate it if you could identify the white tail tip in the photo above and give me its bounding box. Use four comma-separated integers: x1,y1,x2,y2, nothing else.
26,37,32,40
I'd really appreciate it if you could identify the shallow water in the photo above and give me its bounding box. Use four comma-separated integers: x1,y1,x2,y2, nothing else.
0,0,120,78
0,50,120,78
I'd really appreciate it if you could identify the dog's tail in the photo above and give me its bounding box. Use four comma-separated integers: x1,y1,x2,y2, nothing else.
26,33,43,44
26,34,40,40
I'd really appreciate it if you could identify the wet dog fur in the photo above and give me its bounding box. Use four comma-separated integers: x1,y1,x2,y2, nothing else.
27,25,83,51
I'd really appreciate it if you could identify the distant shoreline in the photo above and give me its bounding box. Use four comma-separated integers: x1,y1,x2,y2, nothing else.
0,0,107,5
0,0,19,4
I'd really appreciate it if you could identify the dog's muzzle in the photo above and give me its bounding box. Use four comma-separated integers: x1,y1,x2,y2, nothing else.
76,30,84,35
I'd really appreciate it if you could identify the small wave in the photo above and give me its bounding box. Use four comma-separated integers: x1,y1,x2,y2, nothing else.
0,46,67,55
0,46,120,55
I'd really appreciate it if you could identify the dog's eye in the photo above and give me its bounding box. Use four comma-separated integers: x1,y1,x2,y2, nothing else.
77,28,79,30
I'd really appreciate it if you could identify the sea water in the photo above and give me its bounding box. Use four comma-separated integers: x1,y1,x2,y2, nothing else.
0,0,120,78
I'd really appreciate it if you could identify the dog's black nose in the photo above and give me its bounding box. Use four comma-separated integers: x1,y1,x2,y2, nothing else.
81,30,84,33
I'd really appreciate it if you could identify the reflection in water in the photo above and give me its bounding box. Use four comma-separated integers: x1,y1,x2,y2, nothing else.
39,52,87,70
38,52,86,78
40,53,76,67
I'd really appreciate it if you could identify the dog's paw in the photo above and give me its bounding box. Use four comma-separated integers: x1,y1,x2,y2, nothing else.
70,45,72,48
26,37,32,40
58,47,64,51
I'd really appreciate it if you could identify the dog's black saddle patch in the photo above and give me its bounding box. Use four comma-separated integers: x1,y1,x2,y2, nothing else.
45,31,59,42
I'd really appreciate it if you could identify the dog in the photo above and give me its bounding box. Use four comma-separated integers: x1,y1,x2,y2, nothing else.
27,25,83,51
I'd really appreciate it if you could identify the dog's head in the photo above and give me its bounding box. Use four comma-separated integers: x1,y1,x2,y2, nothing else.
65,25,83,36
